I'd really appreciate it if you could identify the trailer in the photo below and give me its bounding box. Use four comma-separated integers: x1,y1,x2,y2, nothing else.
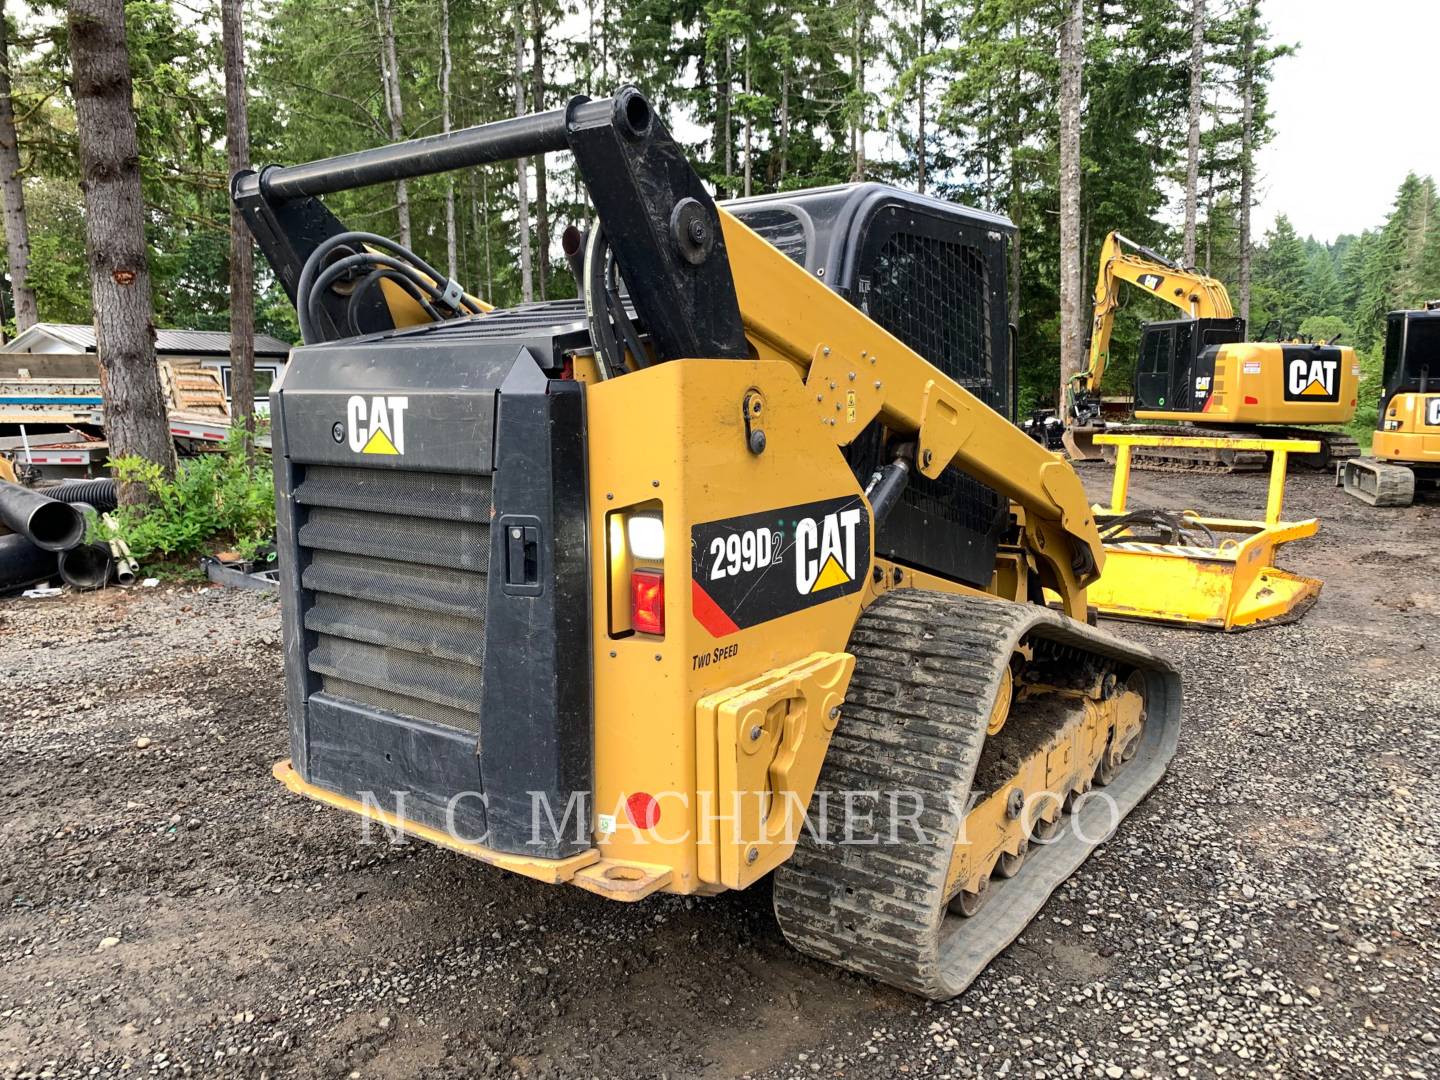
0,354,251,481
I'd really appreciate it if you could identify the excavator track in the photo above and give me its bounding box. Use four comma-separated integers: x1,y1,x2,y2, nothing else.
1099,424,1359,474
1340,457,1415,507
772,592,1181,1000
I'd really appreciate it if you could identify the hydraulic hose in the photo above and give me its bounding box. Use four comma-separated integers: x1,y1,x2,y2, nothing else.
295,231,480,344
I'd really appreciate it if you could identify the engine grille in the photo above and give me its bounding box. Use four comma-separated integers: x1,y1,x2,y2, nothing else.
294,464,491,733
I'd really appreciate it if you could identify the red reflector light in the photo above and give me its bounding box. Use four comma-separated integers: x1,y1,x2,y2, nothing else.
626,791,660,829
1244,395,1259,405
630,568,665,635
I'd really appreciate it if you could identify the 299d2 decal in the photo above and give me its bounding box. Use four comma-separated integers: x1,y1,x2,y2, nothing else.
690,496,871,637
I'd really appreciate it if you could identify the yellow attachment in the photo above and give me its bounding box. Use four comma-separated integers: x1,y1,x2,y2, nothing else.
695,651,855,890
1088,434,1322,630
1101,433,1319,527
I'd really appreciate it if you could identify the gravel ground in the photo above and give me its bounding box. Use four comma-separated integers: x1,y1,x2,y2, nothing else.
1,467,1437,1079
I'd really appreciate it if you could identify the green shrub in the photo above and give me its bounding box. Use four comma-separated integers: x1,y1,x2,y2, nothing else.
99,430,275,564
1345,341,1385,452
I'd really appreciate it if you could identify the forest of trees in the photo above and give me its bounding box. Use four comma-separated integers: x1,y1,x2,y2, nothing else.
0,0,1434,427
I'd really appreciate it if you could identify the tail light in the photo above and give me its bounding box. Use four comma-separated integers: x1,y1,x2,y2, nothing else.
1244,395,1259,405
630,568,665,635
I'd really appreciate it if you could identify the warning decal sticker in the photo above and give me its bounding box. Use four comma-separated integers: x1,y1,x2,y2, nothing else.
690,495,870,636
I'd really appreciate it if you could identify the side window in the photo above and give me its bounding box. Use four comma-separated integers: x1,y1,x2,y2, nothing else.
733,207,807,266
862,230,994,406
1139,328,1165,374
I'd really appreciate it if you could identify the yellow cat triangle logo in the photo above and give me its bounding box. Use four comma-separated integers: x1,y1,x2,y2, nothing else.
809,554,852,593
1300,378,1329,396
361,429,400,455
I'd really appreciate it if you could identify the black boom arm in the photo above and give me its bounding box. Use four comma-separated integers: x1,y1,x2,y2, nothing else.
232,87,750,361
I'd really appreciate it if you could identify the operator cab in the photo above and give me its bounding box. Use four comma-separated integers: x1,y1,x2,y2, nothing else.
1382,304,1440,408
1133,316,1247,413
727,184,1017,589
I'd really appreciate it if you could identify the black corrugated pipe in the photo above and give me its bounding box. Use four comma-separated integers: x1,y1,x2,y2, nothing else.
0,480,85,551
58,542,113,590
0,533,58,591
43,478,119,513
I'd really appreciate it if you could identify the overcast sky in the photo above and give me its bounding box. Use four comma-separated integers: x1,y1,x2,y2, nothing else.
1253,0,1437,243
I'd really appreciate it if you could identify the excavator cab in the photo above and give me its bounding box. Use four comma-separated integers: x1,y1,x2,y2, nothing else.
1344,304,1440,504
1380,305,1440,412
1132,316,1247,413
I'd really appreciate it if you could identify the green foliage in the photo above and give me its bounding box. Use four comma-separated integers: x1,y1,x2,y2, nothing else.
1296,314,1349,344
1251,215,1307,337
99,433,275,565
0,0,1352,419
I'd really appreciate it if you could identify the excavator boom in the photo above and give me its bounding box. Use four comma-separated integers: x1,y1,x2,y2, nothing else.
1074,231,1233,420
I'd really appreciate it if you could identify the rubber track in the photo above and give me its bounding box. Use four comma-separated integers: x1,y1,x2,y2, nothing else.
1340,457,1415,507
771,592,1181,999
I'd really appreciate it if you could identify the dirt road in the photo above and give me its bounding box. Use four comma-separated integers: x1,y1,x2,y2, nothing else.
1,467,1437,1079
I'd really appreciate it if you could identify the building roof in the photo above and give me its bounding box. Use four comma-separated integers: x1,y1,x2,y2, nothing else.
9,323,292,357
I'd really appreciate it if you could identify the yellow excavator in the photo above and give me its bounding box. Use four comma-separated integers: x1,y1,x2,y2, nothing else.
233,89,1182,1000
1065,232,1360,470
1340,302,1440,505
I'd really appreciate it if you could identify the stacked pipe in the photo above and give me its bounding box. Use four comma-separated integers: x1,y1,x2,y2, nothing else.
0,479,123,592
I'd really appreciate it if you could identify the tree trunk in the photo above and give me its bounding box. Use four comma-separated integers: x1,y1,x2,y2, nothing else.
585,0,594,94
722,37,732,196
1181,0,1205,267
0,0,37,333
743,42,752,198
481,167,493,299
1057,0,1085,413
530,0,548,299
779,68,789,184
376,0,410,246
850,2,865,182
440,0,456,279
67,0,176,492
513,4,532,303
916,0,926,194
1238,0,1256,329
1008,170,1021,325
221,0,255,460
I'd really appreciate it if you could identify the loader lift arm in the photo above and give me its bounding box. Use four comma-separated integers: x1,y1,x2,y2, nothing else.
1070,231,1234,426
720,215,1104,607
235,87,1105,611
